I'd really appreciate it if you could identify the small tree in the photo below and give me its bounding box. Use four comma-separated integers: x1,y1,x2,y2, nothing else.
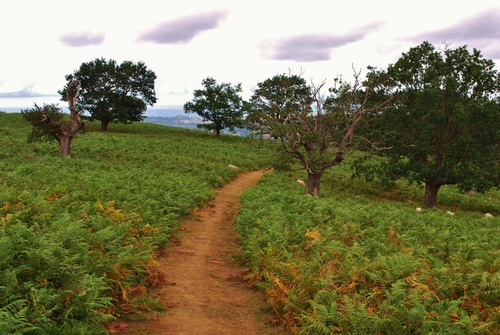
247,71,391,196
183,77,244,139
22,80,84,158
61,58,157,131
355,41,500,207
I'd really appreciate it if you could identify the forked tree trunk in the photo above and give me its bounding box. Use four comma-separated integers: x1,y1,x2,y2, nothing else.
307,171,323,196
424,183,441,208
39,80,83,158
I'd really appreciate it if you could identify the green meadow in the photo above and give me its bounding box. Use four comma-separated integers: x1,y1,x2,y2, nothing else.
1,112,499,334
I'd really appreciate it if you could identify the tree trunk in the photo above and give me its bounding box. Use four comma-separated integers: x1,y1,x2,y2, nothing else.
101,120,110,132
307,171,323,196
59,135,73,158
424,183,441,208
215,129,221,139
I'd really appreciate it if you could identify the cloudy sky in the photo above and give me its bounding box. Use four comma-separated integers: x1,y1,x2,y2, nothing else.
1,0,499,114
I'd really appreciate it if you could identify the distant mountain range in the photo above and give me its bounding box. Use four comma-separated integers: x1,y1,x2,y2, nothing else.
144,115,250,136
144,115,202,129
145,106,184,117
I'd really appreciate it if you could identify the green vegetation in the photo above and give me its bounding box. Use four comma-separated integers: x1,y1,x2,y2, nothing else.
355,41,500,208
236,159,500,334
22,80,85,158
2,106,499,334
244,71,392,197
1,40,498,334
242,42,499,206
184,76,244,139
61,57,157,132
0,112,274,334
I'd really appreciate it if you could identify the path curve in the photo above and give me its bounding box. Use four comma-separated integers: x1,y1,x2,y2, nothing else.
118,170,284,335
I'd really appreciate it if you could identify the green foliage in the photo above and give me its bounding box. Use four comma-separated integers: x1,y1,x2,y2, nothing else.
236,167,500,334
21,104,65,144
22,80,86,158
0,112,275,334
356,41,500,207
245,73,312,135
184,77,244,138
62,57,157,131
246,71,392,196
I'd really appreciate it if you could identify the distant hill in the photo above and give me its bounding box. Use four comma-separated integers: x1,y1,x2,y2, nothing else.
144,115,250,136
145,106,184,117
144,115,202,129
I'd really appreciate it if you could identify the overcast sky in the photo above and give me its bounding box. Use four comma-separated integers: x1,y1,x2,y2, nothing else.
1,0,499,112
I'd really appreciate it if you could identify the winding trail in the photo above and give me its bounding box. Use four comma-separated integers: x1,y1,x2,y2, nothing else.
118,170,285,335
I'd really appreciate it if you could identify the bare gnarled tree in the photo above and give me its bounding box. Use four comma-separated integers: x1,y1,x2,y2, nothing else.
22,80,85,158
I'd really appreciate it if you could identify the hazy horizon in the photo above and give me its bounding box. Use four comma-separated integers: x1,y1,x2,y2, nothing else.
1,104,185,118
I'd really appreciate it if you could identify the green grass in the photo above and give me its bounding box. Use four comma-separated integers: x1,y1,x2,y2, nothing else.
0,112,276,334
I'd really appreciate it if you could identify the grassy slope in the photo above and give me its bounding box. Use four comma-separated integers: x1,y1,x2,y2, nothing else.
236,161,500,334
2,111,498,334
0,112,276,334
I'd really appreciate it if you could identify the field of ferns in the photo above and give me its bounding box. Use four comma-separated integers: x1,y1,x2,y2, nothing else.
1,111,499,334
236,164,500,334
0,112,275,334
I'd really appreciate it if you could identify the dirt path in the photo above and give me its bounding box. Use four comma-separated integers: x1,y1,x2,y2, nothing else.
118,170,285,335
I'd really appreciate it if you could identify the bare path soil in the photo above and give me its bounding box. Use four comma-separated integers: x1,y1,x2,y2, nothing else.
116,170,286,335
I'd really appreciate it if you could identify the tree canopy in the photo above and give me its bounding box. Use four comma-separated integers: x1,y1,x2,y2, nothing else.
355,41,500,207
60,58,157,132
247,71,392,196
183,77,244,139
245,73,313,136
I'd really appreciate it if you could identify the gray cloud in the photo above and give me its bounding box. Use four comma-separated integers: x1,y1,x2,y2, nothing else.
59,31,105,47
410,9,500,56
262,22,384,62
0,86,54,98
484,47,500,60
138,10,228,44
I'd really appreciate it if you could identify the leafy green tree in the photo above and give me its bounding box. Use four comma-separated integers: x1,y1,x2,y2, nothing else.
61,58,157,132
245,73,312,136
248,71,391,196
355,41,500,207
183,77,244,139
22,80,85,158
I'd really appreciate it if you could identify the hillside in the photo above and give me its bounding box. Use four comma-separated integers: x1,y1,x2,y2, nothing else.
1,112,499,335
0,112,276,334
144,115,250,136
